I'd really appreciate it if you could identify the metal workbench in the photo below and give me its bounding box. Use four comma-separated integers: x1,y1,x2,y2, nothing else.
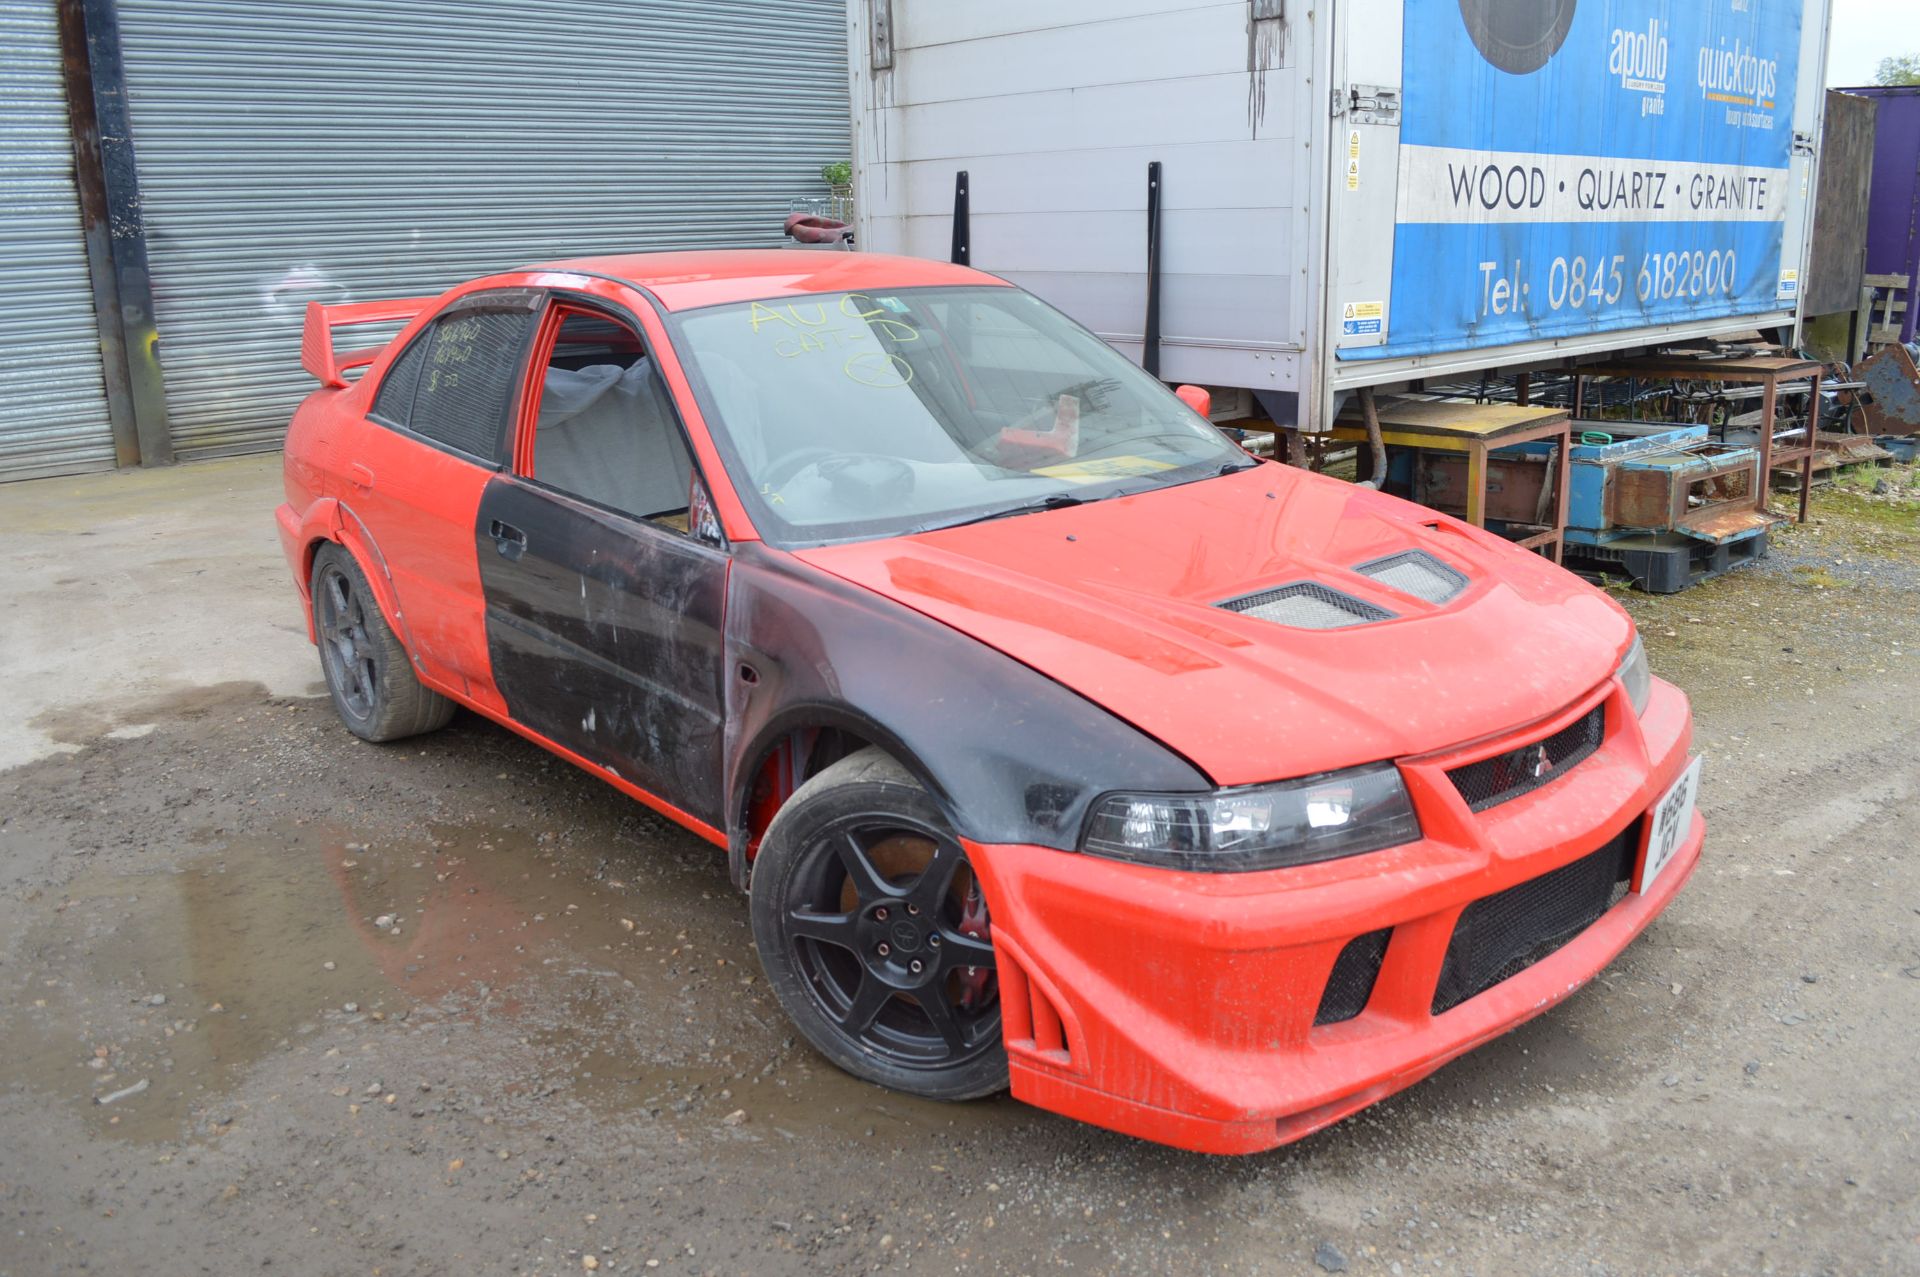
1332,399,1572,563
1573,354,1825,524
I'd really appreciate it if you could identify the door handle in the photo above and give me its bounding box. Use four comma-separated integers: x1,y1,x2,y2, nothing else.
489,519,527,560
348,462,375,492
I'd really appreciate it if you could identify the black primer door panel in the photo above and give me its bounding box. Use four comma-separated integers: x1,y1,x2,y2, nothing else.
476,476,728,825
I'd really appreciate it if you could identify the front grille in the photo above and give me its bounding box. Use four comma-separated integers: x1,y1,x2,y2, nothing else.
1430,824,1638,1015
1219,582,1395,630
1315,928,1391,1025
1447,705,1605,812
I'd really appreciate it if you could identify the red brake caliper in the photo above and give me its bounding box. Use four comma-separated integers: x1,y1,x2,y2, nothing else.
955,881,993,1011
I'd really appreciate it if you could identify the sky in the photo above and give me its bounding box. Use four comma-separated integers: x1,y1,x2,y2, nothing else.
1826,0,1920,86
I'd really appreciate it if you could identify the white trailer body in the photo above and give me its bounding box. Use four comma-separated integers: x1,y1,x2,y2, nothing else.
849,0,1831,432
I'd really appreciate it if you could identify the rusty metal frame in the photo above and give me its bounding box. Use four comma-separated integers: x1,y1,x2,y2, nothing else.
1575,355,1824,524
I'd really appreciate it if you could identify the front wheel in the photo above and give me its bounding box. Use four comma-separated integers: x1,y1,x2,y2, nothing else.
749,749,1006,1100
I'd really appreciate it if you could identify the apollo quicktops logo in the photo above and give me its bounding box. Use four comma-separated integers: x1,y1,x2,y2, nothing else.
1698,25,1782,131
1698,38,1780,105
1609,18,1668,116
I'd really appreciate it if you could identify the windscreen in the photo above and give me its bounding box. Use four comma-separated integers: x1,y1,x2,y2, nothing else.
672,286,1252,545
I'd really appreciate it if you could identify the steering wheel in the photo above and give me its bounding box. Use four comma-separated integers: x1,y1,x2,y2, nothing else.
762,445,838,490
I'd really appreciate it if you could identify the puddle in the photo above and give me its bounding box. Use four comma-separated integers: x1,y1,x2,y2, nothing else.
4,814,1005,1146
24,682,273,754
6,823,410,1142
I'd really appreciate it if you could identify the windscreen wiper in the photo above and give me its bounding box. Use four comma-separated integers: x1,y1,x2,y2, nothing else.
912,493,1085,534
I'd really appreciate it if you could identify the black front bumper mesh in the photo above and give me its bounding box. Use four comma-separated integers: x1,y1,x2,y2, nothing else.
1430,822,1639,1015
1314,928,1392,1025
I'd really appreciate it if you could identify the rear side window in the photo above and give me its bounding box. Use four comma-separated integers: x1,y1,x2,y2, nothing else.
370,336,426,425
368,302,537,462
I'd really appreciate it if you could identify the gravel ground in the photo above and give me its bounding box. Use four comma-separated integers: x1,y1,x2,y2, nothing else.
2,466,1917,1277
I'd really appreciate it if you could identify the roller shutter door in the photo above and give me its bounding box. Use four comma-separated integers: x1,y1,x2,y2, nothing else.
114,0,849,461
0,1,117,481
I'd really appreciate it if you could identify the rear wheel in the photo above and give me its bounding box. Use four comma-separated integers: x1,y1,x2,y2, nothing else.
750,749,1005,1100
310,543,454,743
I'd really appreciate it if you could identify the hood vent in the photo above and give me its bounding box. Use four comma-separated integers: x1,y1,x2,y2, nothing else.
1219,582,1395,630
1355,550,1468,604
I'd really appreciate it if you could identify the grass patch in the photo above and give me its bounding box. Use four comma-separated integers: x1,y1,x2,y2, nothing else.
1788,564,1847,590
1813,487,1920,536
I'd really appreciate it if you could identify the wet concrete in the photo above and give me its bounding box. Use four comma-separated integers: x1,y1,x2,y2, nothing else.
2,461,1918,1275
0,454,318,770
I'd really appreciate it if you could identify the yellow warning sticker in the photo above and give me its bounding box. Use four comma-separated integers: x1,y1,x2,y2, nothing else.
1341,300,1384,337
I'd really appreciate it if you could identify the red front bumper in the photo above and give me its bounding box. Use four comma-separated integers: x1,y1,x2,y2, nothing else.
965,675,1701,1154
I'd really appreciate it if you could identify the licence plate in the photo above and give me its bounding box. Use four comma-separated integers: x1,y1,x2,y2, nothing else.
1635,755,1702,893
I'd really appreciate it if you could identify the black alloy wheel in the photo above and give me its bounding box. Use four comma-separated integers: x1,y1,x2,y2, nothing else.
315,558,378,720
751,750,1006,1099
308,543,455,743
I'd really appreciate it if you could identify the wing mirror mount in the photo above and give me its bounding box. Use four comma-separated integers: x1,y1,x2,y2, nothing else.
1174,384,1212,419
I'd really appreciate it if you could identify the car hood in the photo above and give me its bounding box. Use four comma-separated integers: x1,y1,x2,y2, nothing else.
795,465,1633,787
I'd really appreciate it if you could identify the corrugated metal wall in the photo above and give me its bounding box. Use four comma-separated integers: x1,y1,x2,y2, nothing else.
0,1,117,482
113,0,850,461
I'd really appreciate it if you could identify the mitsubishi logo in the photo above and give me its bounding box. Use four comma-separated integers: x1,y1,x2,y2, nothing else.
1527,744,1554,779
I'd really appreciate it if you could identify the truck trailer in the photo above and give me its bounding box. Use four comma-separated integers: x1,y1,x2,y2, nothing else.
848,0,1833,436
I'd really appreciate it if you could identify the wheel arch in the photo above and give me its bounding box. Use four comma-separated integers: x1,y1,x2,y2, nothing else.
728,702,952,891
298,500,412,658
721,544,1212,892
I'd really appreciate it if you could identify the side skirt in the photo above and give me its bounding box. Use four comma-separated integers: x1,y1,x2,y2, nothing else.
418,670,730,853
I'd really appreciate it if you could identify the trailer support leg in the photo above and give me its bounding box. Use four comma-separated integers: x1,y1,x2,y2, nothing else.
1356,386,1387,490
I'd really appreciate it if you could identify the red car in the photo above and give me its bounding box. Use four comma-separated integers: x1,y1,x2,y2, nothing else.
277,250,1703,1154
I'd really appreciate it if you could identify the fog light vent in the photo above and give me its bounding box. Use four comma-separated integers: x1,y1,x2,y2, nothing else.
1315,928,1391,1025
1355,550,1468,604
1219,582,1394,629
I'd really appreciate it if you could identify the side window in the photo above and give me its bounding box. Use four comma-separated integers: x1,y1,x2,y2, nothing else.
367,300,536,463
412,309,536,460
525,308,702,534
370,334,426,426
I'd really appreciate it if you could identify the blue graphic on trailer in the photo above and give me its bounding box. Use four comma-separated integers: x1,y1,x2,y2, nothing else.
1344,0,1805,361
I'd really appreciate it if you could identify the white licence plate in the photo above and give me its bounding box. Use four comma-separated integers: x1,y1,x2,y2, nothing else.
1636,755,1702,893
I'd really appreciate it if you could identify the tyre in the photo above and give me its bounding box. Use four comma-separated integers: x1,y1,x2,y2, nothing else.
309,543,455,743
750,748,1006,1100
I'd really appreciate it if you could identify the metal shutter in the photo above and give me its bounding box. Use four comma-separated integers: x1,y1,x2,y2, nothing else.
113,0,850,462
0,1,117,482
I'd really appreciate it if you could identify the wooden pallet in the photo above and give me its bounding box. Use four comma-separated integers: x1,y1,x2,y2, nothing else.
1867,273,1910,347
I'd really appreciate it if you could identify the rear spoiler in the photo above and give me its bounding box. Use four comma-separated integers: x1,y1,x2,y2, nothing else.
301,296,437,387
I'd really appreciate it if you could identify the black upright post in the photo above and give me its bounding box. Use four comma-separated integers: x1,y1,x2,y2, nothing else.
950,170,970,266
1144,161,1163,378
56,0,138,466
77,0,171,465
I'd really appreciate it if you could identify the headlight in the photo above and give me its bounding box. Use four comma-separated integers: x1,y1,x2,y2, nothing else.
1616,633,1651,716
1081,763,1421,872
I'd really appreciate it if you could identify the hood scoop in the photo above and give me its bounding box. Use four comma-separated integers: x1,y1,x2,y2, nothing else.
1354,549,1468,604
1218,582,1394,630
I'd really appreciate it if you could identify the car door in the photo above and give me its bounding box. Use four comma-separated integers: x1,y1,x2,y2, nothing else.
475,297,730,826
347,289,542,707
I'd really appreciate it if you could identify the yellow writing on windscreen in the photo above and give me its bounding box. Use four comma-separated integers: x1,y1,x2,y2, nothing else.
1033,456,1178,483
749,296,885,332
748,296,920,384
